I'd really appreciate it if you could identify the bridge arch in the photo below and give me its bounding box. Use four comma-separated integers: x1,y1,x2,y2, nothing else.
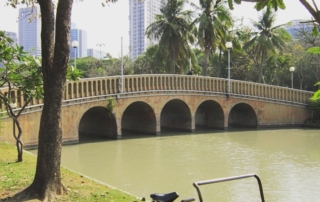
195,100,225,130
161,99,192,132
228,103,257,128
79,106,117,141
121,101,156,136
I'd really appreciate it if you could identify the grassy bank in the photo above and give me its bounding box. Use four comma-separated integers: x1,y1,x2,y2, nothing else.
0,142,143,202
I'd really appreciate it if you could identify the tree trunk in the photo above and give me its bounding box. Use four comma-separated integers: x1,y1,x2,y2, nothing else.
13,119,23,162
170,51,175,74
20,0,73,200
217,49,222,77
202,49,209,76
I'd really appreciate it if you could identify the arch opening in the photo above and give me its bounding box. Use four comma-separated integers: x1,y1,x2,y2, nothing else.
121,101,156,136
161,99,192,132
228,103,257,128
195,100,225,130
78,106,117,142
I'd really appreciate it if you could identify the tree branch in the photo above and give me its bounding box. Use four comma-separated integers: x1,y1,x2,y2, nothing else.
312,0,319,12
299,0,320,24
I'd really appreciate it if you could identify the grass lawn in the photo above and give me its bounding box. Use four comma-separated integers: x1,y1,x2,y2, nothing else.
0,142,143,202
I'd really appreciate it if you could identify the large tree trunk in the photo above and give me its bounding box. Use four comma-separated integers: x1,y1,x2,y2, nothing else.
20,0,73,200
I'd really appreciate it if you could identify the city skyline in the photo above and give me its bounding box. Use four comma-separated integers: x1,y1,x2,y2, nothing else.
0,0,313,58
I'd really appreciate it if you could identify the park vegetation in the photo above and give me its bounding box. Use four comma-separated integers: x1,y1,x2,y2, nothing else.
72,1,319,90
0,31,82,163
0,0,319,201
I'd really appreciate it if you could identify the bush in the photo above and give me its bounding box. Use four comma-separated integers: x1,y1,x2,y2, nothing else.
309,83,320,119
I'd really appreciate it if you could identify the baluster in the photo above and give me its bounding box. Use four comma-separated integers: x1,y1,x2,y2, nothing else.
68,83,72,99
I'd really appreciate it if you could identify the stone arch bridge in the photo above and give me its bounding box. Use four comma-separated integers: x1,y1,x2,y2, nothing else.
0,74,313,147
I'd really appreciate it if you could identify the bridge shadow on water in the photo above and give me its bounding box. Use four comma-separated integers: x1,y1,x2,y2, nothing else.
77,126,303,145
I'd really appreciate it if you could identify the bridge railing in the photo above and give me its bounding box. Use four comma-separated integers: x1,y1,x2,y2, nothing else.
0,74,314,111
230,79,313,104
64,74,313,105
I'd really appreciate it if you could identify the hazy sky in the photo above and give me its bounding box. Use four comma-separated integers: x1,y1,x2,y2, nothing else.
0,0,313,57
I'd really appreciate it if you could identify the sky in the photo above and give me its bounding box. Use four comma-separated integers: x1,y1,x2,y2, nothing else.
0,0,313,57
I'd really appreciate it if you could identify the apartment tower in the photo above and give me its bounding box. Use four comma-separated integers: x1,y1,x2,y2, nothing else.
18,6,41,56
129,0,165,60
70,26,88,59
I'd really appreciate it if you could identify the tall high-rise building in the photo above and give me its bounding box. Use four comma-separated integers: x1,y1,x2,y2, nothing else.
18,6,41,56
129,0,165,60
70,27,88,59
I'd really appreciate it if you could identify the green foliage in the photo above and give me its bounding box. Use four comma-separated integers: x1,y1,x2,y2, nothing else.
73,56,134,78
146,0,196,74
0,30,43,103
195,0,234,76
244,7,291,83
307,47,320,54
134,45,166,74
0,30,45,162
313,26,319,36
70,56,100,77
254,0,285,11
227,0,236,10
106,97,115,114
309,87,320,119
67,65,83,81
227,0,286,11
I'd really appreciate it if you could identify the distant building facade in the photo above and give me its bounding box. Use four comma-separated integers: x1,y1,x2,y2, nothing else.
70,27,88,59
285,19,314,38
18,6,41,56
129,0,165,60
87,48,106,59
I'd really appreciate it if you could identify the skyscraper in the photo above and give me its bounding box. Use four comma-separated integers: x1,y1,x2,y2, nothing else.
129,0,165,60
70,27,88,59
18,6,41,56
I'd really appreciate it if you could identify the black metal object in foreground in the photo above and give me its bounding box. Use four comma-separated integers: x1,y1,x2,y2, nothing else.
193,173,265,202
150,191,195,202
150,192,179,202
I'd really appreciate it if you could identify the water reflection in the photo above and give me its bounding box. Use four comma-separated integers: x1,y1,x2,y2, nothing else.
30,128,320,201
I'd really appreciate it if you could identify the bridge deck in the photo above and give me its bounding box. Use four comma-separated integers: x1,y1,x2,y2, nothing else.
0,74,314,112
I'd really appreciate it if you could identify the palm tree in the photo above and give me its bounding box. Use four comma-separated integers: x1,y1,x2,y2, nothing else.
146,0,196,74
244,7,292,83
193,0,233,76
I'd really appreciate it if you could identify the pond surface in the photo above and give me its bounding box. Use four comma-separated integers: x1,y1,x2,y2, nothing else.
31,128,320,201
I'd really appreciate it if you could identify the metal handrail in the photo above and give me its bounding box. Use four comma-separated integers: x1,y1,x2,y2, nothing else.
193,173,265,202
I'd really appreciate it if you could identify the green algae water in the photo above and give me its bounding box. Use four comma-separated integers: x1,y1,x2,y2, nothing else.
31,128,320,201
